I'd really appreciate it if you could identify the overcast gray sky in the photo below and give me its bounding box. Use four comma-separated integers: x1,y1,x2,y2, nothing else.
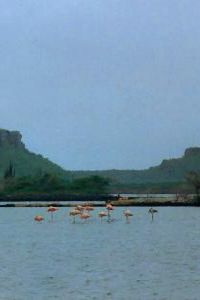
1,0,200,170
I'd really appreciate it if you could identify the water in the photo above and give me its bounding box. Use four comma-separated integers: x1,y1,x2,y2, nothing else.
0,207,200,300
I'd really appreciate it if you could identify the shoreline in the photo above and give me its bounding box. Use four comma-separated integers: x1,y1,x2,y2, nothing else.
0,193,198,207
1,200,199,207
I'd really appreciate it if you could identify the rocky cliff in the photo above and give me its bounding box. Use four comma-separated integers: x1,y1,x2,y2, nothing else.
0,129,69,178
184,147,200,157
0,129,25,149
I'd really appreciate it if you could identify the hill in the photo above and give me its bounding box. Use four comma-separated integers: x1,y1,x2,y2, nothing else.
72,147,200,184
1,128,200,193
0,129,71,179
70,148,200,192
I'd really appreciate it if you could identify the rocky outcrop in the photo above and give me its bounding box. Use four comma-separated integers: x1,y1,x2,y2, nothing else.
0,128,68,179
0,129,25,149
184,147,200,157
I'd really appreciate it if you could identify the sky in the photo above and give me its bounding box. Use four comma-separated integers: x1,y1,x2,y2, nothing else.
1,0,200,170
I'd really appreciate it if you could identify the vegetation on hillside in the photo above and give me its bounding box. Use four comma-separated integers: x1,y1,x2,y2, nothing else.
71,149,200,185
69,176,110,194
0,145,71,179
0,166,110,195
0,159,196,195
186,171,200,201
1,129,200,194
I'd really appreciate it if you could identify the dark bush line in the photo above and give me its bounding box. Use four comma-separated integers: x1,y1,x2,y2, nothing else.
0,193,115,202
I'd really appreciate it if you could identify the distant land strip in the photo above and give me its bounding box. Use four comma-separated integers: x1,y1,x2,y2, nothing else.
0,194,199,207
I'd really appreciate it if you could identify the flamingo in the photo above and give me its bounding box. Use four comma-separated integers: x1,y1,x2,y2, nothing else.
84,205,94,212
34,215,44,222
47,206,58,222
80,212,90,222
106,203,114,222
98,211,107,222
69,209,81,223
148,207,158,221
106,203,113,210
76,205,84,212
123,209,133,223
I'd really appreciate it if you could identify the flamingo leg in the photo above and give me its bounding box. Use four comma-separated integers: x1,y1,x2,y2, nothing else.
107,210,111,222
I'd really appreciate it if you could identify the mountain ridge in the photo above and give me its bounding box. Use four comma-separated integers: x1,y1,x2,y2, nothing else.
0,129,200,187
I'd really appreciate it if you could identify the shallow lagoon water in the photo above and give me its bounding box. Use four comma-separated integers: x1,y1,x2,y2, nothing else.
0,207,200,300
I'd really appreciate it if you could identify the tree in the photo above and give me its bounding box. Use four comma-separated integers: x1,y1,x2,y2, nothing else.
4,161,15,179
69,175,110,194
186,171,200,200
37,173,66,192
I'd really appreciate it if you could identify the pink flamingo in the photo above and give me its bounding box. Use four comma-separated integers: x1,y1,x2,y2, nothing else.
80,212,90,222
34,215,44,222
123,209,133,223
106,203,114,222
76,205,84,212
47,206,58,222
84,205,94,212
69,209,81,223
98,211,107,222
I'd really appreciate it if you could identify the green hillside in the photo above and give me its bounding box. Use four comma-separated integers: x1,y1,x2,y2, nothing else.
71,147,200,185
1,128,200,193
0,129,71,179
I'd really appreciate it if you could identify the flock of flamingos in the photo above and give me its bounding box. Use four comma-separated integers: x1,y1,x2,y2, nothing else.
34,203,158,223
